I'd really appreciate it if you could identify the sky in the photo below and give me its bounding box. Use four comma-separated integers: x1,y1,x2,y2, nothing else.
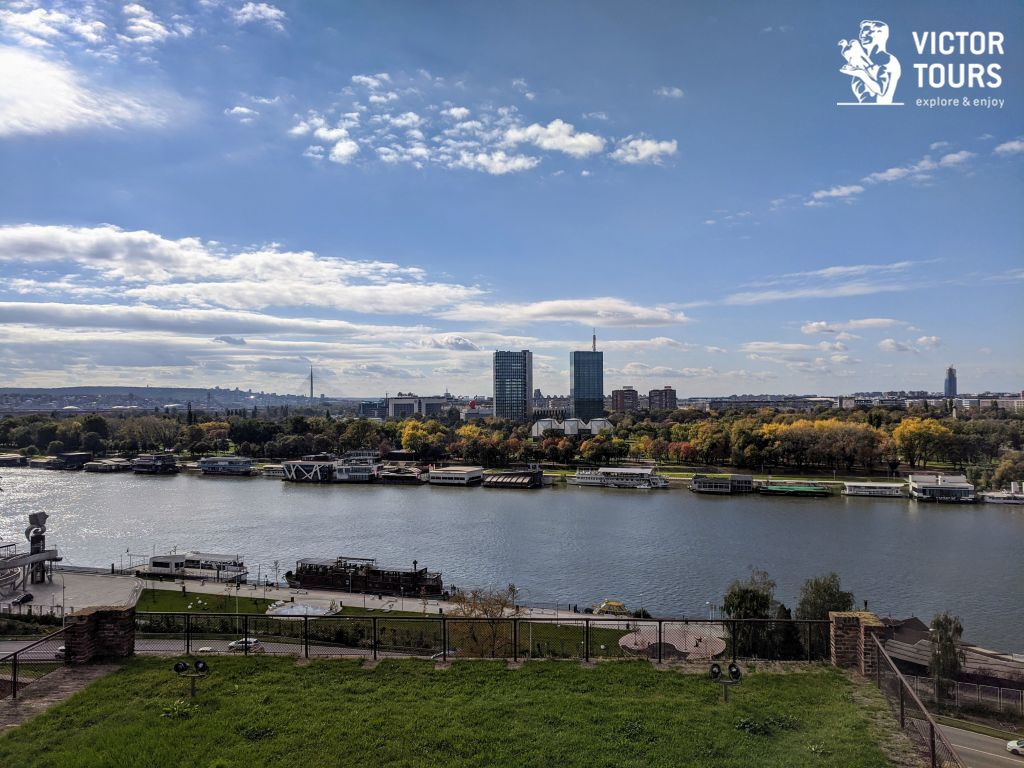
0,1,1021,399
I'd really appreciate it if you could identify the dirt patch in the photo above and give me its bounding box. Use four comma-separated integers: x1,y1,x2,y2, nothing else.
0,664,120,731
847,671,927,768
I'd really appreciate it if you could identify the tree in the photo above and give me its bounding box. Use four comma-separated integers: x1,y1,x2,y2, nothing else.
929,611,964,702
723,569,775,658
991,451,1024,490
448,584,521,658
796,573,854,620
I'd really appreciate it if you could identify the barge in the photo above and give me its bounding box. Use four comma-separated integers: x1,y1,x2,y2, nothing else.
285,556,444,596
198,456,257,476
569,467,669,489
132,453,179,474
757,482,830,497
908,473,975,503
689,474,753,494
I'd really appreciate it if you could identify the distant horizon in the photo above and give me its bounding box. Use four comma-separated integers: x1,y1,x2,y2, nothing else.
1,2,1021,394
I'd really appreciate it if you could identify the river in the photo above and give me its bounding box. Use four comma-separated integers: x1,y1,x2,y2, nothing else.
0,468,1020,651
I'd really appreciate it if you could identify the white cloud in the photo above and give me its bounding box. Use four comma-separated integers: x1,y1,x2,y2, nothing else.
725,282,905,305
654,86,684,99
916,335,941,349
929,141,950,151
453,150,539,175
232,2,286,32
582,111,608,121
418,335,482,351
225,105,258,123
879,338,914,353
504,118,605,158
994,139,1024,156
613,363,713,378
938,150,975,167
0,46,168,136
351,73,391,90
328,139,359,164
705,346,728,354
801,318,905,334
610,136,678,165
441,298,689,327
809,184,864,200
121,3,191,44
442,106,470,120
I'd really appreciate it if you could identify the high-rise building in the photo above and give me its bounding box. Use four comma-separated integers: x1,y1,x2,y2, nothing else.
571,332,604,421
944,366,957,398
612,386,639,412
493,350,533,421
648,386,678,411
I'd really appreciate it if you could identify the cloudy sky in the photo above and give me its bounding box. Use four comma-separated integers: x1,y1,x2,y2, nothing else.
1,1,1021,398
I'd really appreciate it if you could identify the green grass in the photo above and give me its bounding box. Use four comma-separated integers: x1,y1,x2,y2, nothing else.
137,589,277,614
0,658,896,768
933,714,1022,740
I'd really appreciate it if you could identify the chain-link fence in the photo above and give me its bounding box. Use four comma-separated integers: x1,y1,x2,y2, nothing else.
871,635,965,768
0,628,67,699
900,673,1024,718
135,613,830,663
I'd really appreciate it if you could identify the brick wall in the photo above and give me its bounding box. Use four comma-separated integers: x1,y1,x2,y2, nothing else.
830,611,884,674
65,606,135,665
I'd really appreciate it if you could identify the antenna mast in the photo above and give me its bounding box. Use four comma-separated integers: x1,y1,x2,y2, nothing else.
592,328,597,352
309,366,314,405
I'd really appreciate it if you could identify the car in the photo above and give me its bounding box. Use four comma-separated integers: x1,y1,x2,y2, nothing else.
1008,739,1024,756
12,593,33,605
227,637,265,653
429,650,458,660
54,645,66,660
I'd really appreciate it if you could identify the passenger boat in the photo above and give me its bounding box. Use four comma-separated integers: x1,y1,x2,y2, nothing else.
284,556,444,596
757,483,830,497
569,467,669,489
198,456,256,476
690,474,753,494
981,482,1024,504
131,453,179,474
260,464,286,478
842,482,905,497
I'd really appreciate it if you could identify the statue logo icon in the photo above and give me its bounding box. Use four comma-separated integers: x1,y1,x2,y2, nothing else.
838,20,903,105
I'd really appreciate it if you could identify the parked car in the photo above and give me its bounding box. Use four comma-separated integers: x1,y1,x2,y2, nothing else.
54,645,66,660
1007,739,1024,756
12,593,33,605
227,637,265,653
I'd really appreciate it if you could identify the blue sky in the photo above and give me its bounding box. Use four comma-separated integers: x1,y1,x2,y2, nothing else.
0,1,1021,398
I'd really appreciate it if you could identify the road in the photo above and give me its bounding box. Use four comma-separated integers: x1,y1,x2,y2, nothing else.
940,724,1022,768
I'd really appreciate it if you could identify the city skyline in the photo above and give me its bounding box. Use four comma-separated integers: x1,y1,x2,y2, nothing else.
1,2,1022,397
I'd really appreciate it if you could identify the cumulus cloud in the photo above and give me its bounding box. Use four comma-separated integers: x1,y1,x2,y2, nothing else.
232,2,286,32
121,3,191,44
452,150,539,175
879,338,914,353
225,105,258,123
801,318,905,334
0,46,169,136
994,139,1024,156
809,184,863,201
611,363,713,378
504,119,605,158
418,335,482,351
441,106,470,120
654,86,684,98
610,136,678,165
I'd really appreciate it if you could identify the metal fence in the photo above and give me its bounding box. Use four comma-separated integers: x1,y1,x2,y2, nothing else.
0,603,76,619
0,628,67,700
871,634,965,768
135,613,830,663
900,673,1024,717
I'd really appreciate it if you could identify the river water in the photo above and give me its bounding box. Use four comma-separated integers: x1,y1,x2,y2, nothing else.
1,468,1020,651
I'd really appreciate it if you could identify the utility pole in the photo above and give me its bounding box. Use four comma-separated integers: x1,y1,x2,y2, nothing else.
310,366,314,406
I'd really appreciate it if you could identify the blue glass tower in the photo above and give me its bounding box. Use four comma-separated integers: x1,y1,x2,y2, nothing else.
571,333,604,421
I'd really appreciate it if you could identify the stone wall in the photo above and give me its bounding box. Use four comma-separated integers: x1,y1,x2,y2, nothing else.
65,606,135,665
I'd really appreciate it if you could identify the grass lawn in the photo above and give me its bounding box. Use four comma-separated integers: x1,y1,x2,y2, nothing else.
0,658,899,768
137,589,279,614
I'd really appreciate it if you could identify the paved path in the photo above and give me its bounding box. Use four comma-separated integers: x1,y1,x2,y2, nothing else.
940,725,1022,768
1,571,140,616
0,664,118,731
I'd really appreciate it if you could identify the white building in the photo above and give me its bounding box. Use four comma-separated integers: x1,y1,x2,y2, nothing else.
908,474,975,502
387,396,451,419
428,465,483,485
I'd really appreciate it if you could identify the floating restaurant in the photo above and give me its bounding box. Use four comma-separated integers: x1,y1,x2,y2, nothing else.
285,556,444,596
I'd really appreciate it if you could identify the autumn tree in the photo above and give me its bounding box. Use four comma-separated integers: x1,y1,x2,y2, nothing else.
448,584,521,658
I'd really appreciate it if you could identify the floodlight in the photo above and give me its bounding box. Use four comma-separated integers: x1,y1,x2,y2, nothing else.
728,662,742,681
709,663,722,680
173,661,189,674
194,660,209,674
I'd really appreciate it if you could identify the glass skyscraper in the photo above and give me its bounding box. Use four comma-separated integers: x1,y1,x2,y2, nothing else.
944,366,957,398
571,350,604,421
493,350,533,421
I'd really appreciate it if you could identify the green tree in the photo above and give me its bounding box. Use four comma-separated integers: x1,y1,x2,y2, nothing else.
991,451,1024,490
929,611,964,703
796,573,854,620
723,569,775,658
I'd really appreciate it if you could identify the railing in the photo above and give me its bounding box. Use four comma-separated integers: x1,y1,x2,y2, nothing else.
871,634,965,768
0,603,75,619
898,672,1024,717
135,613,830,663
0,628,67,700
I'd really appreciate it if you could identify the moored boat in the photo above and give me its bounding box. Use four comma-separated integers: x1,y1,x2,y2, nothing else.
133,453,179,474
569,467,668,489
285,556,444,596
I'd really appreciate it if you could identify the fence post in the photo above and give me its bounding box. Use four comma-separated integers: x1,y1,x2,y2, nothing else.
11,654,18,700
303,616,309,659
372,617,378,661
806,622,811,662
899,679,905,728
875,642,880,686
584,619,589,663
929,722,936,768
657,621,663,664
730,620,737,662
185,614,191,656
513,619,518,663
243,615,249,656
442,617,447,663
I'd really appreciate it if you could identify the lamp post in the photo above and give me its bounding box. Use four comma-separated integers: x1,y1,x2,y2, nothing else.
60,573,65,627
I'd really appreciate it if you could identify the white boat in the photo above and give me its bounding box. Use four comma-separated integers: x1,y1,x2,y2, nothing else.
842,482,905,497
198,456,256,476
982,482,1024,504
261,464,285,478
569,467,669,489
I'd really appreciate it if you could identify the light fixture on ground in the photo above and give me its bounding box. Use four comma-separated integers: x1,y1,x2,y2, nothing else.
709,662,742,702
173,659,210,697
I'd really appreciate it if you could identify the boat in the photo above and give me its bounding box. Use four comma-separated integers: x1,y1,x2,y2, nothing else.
483,466,544,489
260,464,286,478
197,456,256,476
908,473,975,503
284,556,444,596
757,482,830,497
569,467,669,489
982,482,1024,504
842,482,905,497
83,458,132,472
281,452,383,482
690,474,753,494
132,453,179,474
